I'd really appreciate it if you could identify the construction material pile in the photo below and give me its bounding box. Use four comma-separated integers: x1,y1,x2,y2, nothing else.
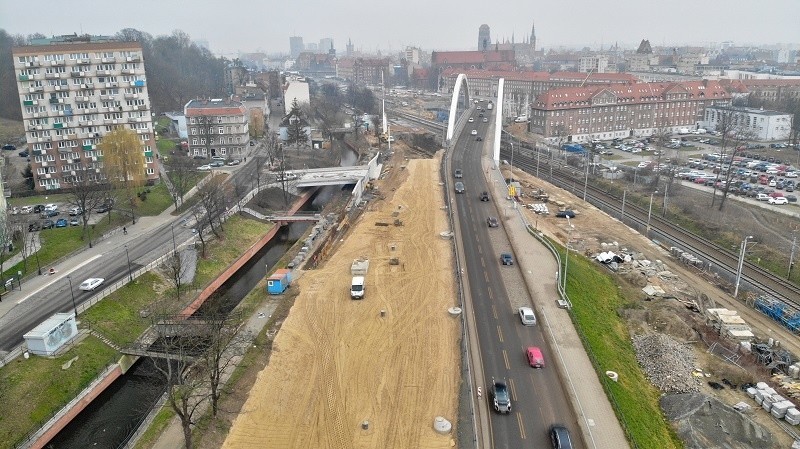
633,333,698,393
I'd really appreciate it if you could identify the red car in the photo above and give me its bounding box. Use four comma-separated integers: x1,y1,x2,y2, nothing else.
527,347,545,368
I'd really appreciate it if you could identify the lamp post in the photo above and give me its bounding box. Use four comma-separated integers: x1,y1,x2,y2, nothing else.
31,233,41,275
124,245,133,282
66,275,78,317
562,217,575,292
621,190,627,221
583,151,590,201
646,190,658,235
171,224,178,254
734,236,755,298
787,233,796,280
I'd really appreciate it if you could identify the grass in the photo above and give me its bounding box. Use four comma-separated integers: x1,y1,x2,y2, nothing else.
81,272,167,347
563,250,683,449
136,182,175,217
0,336,118,449
132,407,175,449
194,216,271,287
156,138,176,158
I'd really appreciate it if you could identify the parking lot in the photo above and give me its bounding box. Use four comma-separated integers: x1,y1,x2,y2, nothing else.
9,201,110,232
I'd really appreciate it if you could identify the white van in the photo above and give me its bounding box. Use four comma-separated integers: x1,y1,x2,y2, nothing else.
350,276,365,299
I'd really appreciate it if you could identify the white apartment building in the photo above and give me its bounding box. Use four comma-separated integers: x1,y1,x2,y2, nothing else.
12,35,158,191
579,55,611,73
702,106,793,141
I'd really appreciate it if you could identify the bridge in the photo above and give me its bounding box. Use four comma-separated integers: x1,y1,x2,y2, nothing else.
445,73,505,164
265,212,323,222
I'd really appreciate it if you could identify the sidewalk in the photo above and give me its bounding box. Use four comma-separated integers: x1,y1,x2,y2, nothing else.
483,157,631,449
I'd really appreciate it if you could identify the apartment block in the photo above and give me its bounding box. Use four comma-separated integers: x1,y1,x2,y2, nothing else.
184,99,249,159
12,35,158,191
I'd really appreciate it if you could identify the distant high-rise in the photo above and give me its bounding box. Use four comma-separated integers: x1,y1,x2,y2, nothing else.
346,38,354,57
478,24,491,51
319,38,334,53
289,36,304,58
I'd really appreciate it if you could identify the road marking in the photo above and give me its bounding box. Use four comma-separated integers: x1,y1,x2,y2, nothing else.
484,271,489,283
491,304,497,319
480,257,485,268
516,412,527,439
487,287,494,301
497,325,504,343
502,349,510,369
17,254,103,304
509,377,518,401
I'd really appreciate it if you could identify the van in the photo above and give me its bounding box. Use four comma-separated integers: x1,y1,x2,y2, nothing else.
350,276,365,299
526,347,545,368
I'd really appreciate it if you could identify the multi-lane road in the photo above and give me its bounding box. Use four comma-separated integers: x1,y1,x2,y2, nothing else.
451,108,580,448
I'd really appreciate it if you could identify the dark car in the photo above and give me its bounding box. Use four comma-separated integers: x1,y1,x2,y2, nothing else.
480,191,490,201
192,155,207,160
454,182,465,194
41,220,54,229
55,218,68,228
33,204,45,214
454,168,463,178
18,150,28,158
487,216,499,227
41,209,58,218
95,204,111,213
2,144,16,151
210,160,225,168
555,210,576,218
490,379,511,414
787,195,798,203
476,136,483,141
249,140,255,146
550,425,574,449
28,222,41,232
500,253,514,265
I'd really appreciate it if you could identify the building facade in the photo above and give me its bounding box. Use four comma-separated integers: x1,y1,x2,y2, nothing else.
184,99,249,158
289,36,304,59
12,35,158,191
702,106,793,141
530,80,731,143
478,24,491,51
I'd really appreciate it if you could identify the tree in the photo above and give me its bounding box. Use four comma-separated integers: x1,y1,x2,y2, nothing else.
164,250,190,302
195,173,231,238
165,154,195,210
20,164,34,191
285,99,307,146
66,168,110,248
99,128,147,224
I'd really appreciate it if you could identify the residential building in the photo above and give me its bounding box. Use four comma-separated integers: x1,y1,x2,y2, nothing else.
336,57,390,85
12,34,158,191
702,106,793,141
224,64,249,95
530,80,731,143
283,79,311,114
184,98,249,158
295,52,336,77
289,36,304,59
579,55,611,73
405,46,422,65
720,78,800,104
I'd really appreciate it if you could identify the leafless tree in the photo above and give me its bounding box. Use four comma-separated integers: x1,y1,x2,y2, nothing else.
165,154,196,210
164,250,190,302
190,205,209,258
195,173,231,237
709,109,756,210
66,168,110,248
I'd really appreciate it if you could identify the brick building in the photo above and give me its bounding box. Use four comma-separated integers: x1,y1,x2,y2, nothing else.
12,34,158,191
530,80,731,143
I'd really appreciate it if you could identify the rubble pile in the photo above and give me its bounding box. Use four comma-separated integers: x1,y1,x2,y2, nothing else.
633,333,698,393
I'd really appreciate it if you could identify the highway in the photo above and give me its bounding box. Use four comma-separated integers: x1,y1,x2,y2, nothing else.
452,108,580,448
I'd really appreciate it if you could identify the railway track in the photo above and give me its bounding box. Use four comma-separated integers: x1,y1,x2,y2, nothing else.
501,147,800,305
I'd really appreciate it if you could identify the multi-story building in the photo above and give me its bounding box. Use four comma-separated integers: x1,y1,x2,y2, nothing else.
335,57,390,85
702,106,793,141
579,55,611,73
12,34,158,192
530,80,731,143
289,36,304,59
318,38,334,54
184,99,249,159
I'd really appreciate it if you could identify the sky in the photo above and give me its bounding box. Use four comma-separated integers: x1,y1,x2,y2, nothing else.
1,0,798,57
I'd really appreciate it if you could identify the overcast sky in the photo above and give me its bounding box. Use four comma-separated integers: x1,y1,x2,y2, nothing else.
1,0,798,56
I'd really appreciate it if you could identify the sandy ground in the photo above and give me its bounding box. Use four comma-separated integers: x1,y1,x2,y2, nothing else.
222,154,461,449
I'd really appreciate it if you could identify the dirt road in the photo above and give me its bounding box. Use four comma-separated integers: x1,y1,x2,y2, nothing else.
222,155,460,448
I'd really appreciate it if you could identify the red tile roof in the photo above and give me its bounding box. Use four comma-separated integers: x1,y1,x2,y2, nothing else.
441,68,638,84
534,80,730,109
431,50,515,65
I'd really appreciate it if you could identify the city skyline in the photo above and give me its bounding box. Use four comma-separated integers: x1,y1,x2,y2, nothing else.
1,0,798,57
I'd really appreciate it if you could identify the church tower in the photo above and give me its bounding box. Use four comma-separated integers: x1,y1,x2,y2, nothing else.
530,21,536,52
346,38,354,56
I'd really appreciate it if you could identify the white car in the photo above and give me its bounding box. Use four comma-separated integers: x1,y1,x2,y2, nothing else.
471,129,478,136
769,197,788,205
468,117,474,123
197,165,212,171
518,307,537,326
79,278,104,291
20,205,34,214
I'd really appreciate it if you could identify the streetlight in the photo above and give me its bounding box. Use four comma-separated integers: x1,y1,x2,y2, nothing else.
646,190,659,235
171,224,178,254
562,217,575,292
31,233,41,276
621,190,627,221
124,245,133,282
66,275,78,317
789,233,797,280
734,236,755,298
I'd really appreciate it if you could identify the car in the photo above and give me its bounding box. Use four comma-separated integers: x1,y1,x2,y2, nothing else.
490,379,511,414
786,195,797,202
192,155,207,160
69,217,80,226
454,168,463,178
2,144,16,151
33,204,45,214
226,159,241,166
550,425,574,449
210,160,225,168
480,191,490,201
526,346,545,368
249,140,256,146
500,253,514,265
769,197,789,205
471,129,477,136
476,136,483,141
276,172,298,182
55,218,68,228
19,150,28,157
79,277,105,291
20,205,33,214
211,155,225,161
468,117,474,123
487,216,499,227
40,209,58,218
555,210,576,218
68,206,83,216
28,222,41,232
454,181,465,194
41,220,54,229
518,307,536,325
197,164,212,171
95,204,111,213
482,117,488,123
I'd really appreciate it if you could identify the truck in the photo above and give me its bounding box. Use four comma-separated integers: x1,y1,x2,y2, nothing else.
487,101,493,110
561,143,587,155
350,276,365,299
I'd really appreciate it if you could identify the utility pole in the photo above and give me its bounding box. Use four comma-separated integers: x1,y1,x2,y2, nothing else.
789,233,797,280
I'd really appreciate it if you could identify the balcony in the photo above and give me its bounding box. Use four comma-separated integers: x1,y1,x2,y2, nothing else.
32,149,43,156
77,58,91,65
24,100,35,106
99,95,114,101
128,117,141,123
121,69,135,75
25,61,40,67
124,93,138,100
53,123,64,129
132,80,145,87
70,71,84,77
29,86,44,93
77,96,89,102
49,60,66,66
82,144,93,151
144,151,153,157
101,57,116,63
126,56,141,62
18,74,30,81
48,97,59,104
45,73,61,79
137,105,148,111
97,70,111,76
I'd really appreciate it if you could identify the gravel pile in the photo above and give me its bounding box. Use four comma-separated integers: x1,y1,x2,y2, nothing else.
633,333,698,394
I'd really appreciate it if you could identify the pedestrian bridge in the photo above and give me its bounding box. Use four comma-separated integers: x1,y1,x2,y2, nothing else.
291,165,372,188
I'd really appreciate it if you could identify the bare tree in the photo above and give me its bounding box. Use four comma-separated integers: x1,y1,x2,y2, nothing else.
190,205,209,258
709,109,756,210
164,250,190,302
195,173,231,237
66,168,109,248
165,154,196,210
